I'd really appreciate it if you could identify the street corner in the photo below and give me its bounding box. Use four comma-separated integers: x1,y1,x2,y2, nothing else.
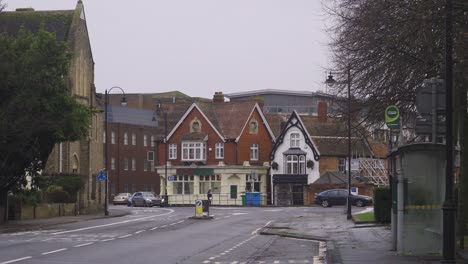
188,215,214,220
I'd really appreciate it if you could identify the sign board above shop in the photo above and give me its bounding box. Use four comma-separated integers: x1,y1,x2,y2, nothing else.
176,168,215,175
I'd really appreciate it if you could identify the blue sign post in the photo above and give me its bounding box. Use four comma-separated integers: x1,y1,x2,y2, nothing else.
97,171,107,182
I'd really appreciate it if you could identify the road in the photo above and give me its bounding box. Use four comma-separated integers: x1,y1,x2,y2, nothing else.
0,206,335,264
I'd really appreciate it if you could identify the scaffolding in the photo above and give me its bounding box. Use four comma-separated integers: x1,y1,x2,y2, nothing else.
354,158,389,186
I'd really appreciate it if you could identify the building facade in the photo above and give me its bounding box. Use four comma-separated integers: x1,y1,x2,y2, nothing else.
155,98,276,205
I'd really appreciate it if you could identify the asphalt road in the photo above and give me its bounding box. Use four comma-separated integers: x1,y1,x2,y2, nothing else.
0,206,336,264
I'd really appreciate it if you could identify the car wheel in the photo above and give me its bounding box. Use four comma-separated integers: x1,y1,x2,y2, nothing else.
321,200,330,208
356,200,364,207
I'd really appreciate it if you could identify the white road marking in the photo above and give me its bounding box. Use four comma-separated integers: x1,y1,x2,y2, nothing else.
251,228,261,235
209,257,215,260
170,223,177,225
51,208,174,235
101,238,115,242
161,225,168,228
232,213,248,215
264,220,273,227
135,230,145,234
119,234,132,238
41,248,67,255
286,237,321,242
0,256,32,264
150,227,158,230
74,242,93,248
202,261,210,264
264,209,282,212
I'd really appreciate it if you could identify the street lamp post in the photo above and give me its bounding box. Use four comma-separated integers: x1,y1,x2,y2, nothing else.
156,102,168,203
104,87,127,216
326,67,353,220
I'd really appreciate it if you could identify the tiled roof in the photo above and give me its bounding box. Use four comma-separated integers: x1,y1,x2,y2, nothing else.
213,101,257,139
0,10,75,41
264,113,287,137
313,171,361,185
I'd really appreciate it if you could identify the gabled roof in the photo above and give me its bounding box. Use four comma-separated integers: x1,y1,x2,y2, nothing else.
166,103,225,142
213,101,257,139
269,110,320,161
235,103,276,142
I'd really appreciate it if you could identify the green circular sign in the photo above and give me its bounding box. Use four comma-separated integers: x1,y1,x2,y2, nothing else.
385,105,400,128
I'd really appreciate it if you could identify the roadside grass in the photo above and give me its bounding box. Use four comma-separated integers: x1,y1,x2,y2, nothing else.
353,212,375,223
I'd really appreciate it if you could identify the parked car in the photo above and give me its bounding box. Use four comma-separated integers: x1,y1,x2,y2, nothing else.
112,192,132,205
314,189,373,208
128,192,162,207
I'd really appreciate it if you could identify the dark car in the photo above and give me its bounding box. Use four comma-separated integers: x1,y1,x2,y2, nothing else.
314,189,373,208
128,192,162,207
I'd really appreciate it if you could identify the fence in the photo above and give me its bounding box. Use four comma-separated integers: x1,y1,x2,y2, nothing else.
166,191,319,206
167,192,269,206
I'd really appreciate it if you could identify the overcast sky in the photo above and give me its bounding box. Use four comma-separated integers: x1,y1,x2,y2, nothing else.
4,0,332,98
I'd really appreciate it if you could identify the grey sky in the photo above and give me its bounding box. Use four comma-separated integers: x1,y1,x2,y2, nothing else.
4,0,331,98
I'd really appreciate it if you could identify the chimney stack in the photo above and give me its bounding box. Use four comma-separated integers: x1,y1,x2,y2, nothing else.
317,101,328,123
213,92,225,103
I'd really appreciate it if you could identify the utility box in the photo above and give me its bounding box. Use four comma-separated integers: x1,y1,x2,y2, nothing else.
245,192,261,206
395,143,445,255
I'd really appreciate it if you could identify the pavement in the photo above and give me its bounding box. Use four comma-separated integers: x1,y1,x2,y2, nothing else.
0,208,131,234
260,208,465,264
0,207,466,263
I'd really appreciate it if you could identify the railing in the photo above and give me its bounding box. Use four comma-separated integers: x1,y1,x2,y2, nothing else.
165,191,318,206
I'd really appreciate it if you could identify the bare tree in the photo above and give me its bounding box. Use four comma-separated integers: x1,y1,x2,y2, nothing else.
326,0,468,249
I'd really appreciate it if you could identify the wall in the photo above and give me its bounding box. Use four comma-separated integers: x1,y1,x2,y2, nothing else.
17,203,77,220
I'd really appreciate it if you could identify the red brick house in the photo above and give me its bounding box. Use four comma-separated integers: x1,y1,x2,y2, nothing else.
155,95,276,205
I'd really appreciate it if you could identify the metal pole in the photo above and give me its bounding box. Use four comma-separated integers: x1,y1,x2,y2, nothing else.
347,66,352,220
104,90,109,216
164,112,168,200
442,0,455,261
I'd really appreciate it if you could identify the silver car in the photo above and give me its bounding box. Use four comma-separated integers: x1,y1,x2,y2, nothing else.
128,192,162,207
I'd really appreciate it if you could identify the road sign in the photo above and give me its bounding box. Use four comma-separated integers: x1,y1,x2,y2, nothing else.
97,171,106,182
385,105,400,129
167,175,175,181
195,199,203,216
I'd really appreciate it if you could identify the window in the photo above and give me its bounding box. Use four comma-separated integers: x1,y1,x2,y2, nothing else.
250,144,259,161
132,133,136,145
143,135,148,147
169,144,177,160
199,175,221,194
285,155,306,174
123,184,129,193
143,160,149,171
124,132,128,145
111,157,115,170
182,142,206,161
111,131,116,144
290,133,300,148
123,158,129,170
215,143,224,159
173,175,194,194
103,132,106,143
132,158,136,171
151,135,155,147
246,173,261,192
339,158,346,172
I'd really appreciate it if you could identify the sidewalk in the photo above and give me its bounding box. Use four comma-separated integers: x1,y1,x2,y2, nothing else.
0,208,130,234
260,208,460,264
